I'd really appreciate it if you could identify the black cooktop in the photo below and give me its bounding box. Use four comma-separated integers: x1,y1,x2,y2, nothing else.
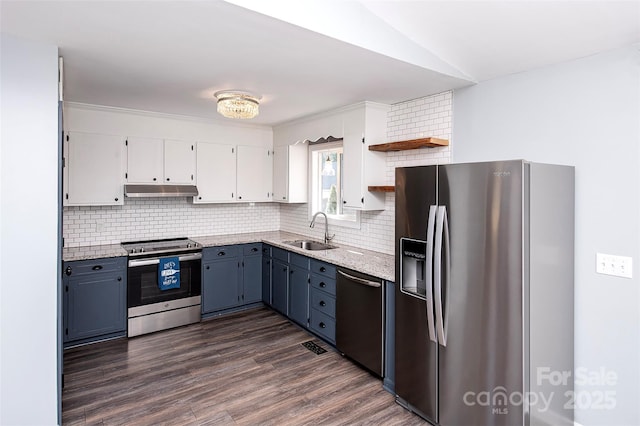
121,237,201,256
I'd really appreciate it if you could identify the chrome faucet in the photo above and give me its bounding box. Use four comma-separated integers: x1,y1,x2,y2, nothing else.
310,211,335,244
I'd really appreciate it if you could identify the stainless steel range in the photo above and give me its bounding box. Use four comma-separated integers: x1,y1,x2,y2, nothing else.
122,238,202,337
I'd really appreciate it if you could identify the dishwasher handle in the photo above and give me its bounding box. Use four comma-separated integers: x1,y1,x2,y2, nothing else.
337,270,381,288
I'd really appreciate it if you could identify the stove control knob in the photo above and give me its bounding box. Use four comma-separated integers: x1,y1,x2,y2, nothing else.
140,247,144,253
187,243,192,248
131,248,136,254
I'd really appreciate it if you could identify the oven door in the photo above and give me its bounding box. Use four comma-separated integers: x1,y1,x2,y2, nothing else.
127,252,202,308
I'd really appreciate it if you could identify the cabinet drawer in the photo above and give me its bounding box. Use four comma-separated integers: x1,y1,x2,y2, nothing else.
310,287,336,318
310,309,335,343
290,252,309,269
203,245,240,260
272,247,289,262
310,274,336,296
64,257,126,277
242,243,262,256
310,260,336,279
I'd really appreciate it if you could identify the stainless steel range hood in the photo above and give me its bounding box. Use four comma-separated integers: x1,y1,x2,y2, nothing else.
124,184,199,198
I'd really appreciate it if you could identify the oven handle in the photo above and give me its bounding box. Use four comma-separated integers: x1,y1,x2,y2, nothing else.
128,253,202,268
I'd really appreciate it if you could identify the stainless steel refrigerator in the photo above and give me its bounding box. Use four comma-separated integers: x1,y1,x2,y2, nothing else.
395,160,574,426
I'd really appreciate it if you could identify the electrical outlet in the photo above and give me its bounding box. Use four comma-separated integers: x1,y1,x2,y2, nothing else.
596,253,633,278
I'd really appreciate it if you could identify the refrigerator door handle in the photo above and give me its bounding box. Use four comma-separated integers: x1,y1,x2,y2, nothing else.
434,205,450,347
425,205,437,343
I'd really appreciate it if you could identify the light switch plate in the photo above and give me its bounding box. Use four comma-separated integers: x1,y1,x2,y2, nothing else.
596,253,633,278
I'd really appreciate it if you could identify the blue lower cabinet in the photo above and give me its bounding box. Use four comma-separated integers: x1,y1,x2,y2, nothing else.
204,243,340,349
63,257,127,346
202,243,263,315
261,246,272,305
288,253,310,327
242,248,262,304
309,308,336,343
202,256,239,313
310,287,336,317
308,259,337,344
271,258,289,315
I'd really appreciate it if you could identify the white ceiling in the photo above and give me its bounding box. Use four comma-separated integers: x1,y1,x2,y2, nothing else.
2,0,638,126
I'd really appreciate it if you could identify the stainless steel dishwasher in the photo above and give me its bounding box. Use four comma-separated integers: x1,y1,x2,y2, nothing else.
336,267,384,377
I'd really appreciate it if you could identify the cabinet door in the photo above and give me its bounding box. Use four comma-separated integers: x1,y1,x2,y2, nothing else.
202,258,239,313
272,145,288,201
194,143,236,203
64,132,125,206
164,139,195,184
66,271,126,341
271,259,288,315
236,145,273,202
126,137,164,183
273,144,308,203
342,107,365,209
288,265,309,326
262,255,272,305
342,105,387,210
63,275,69,342
242,254,262,304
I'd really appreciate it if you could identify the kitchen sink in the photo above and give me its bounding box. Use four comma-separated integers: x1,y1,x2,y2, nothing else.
285,240,337,251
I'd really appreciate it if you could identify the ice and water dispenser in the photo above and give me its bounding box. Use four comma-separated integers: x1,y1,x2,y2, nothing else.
400,238,428,300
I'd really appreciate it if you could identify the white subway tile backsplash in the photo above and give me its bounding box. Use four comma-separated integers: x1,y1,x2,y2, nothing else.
63,199,280,247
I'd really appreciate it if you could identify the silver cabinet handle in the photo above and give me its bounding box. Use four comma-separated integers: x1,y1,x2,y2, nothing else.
434,206,449,347
337,270,381,288
425,205,437,343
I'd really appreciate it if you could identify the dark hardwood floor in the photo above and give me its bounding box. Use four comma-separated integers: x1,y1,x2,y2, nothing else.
63,307,425,425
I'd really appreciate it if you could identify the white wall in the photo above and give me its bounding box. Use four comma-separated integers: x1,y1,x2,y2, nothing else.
452,45,640,426
63,105,278,246
0,34,60,425
280,92,452,254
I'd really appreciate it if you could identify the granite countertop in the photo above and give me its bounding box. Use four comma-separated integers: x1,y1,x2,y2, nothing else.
63,231,395,282
63,243,128,262
193,231,395,281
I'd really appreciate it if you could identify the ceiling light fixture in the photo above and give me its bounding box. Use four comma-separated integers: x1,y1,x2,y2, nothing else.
214,90,260,119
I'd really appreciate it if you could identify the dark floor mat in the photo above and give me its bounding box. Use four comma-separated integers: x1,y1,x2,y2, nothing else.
302,340,327,355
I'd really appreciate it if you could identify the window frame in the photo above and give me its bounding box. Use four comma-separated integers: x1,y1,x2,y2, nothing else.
308,141,361,229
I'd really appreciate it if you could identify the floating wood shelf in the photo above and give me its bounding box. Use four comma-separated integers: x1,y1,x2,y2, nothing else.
368,185,395,192
368,137,449,152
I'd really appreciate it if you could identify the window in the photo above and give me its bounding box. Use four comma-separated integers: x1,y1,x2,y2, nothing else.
309,142,359,227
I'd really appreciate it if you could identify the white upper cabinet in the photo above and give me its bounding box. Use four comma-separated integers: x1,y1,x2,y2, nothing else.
164,139,195,184
126,137,195,184
342,102,389,211
273,144,308,203
274,101,390,210
126,137,163,183
236,145,273,202
194,142,236,203
64,131,125,206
